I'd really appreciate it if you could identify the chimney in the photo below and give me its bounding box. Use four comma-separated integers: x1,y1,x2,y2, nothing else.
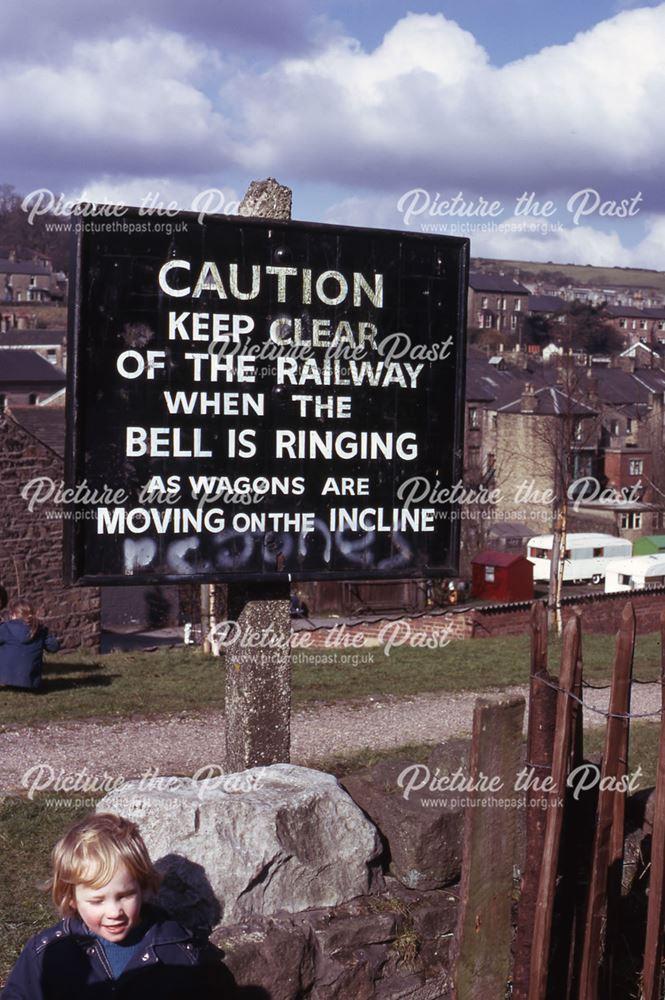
521,382,538,413
585,369,599,405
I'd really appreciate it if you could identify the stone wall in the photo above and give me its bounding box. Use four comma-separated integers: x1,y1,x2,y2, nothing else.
296,589,665,649
0,413,100,649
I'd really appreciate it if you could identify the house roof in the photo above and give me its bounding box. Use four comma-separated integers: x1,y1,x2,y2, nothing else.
528,295,567,313
0,260,51,277
497,384,597,417
0,349,66,385
468,272,530,295
7,406,66,456
472,550,530,567
0,329,65,347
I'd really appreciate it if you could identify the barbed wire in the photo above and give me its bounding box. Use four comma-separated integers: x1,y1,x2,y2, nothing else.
533,672,663,719
581,676,662,690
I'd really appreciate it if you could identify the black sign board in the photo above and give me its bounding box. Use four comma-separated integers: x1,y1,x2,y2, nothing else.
65,208,468,584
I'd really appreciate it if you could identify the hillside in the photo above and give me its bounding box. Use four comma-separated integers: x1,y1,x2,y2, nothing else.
472,258,665,293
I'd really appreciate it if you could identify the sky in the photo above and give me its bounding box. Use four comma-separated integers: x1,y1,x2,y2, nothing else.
2,0,664,269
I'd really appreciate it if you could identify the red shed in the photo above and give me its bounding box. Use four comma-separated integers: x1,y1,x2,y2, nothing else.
471,550,534,602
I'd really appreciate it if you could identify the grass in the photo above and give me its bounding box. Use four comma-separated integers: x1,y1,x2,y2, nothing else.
1,630,662,731
585,720,661,789
0,795,92,986
0,647,224,729
475,257,665,292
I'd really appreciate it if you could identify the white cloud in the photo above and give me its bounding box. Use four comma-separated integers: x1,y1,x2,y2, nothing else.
228,7,665,202
2,31,234,181
324,191,665,268
75,176,240,216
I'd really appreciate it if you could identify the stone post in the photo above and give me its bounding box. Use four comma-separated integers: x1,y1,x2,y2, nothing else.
224,178,293,771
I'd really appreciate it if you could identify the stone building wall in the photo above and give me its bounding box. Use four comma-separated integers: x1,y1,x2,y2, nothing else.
0,412,100,649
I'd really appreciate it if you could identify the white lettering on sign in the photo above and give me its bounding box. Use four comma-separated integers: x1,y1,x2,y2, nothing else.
85,227,465,581
158,260,384,307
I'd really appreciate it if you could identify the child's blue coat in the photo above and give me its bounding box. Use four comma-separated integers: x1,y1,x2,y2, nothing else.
0,905,236,998
0,619,60,689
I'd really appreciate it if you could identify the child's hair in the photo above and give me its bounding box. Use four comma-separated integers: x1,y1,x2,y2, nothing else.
51,813,161,917
9,599,39,640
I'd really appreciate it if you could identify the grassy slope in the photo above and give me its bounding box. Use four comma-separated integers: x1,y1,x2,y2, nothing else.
473,257,665,291
1,630,662,729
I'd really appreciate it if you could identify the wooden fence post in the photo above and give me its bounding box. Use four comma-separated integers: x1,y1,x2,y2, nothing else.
578,601,636,1000
641,608,665,1000
512,601,557,1000
452,694,525,999
528,613,581,1000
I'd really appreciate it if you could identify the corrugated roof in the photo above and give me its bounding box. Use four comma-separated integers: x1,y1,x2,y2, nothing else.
472,550,529,567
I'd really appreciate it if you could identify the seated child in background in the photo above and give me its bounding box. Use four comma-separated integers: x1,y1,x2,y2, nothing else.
0,599,61,690
1,812,237,999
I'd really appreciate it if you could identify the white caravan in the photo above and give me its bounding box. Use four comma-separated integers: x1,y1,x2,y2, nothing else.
605,554,665,592
526,532,632,584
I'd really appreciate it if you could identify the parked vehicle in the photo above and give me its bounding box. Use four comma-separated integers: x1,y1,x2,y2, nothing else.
526,532,632,584
605,554,665,592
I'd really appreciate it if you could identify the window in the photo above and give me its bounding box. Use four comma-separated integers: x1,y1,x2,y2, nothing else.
593,548,603,557
619,319,627,329
481,296,488,308
468,407,479,429
46,349,57,364
574,421,584,441
484,565,495,582
485,314,493,329
0,394,5,411
640,320,648,330
511,315,517,330
628,459,643,475
619,574,631,586
529,547,548,559
29,275,36,287
610,420,620,436
28,393,38,405
515,299,522,312
658,321,665,331
620,512,642,529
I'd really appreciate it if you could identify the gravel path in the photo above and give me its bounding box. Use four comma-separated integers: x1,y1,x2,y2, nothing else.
0,683,661,795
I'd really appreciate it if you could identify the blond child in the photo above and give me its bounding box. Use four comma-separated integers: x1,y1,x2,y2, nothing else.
1,813,237,999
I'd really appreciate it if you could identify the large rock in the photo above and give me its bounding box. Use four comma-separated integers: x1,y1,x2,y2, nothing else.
98,763,384,922
340,746,468,890
211,884,458,1000
212,916,317,1000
